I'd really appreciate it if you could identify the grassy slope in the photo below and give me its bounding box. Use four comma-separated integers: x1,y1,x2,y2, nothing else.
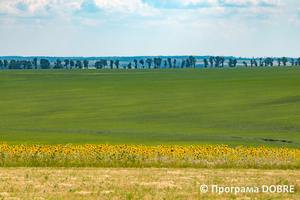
0,67,299,148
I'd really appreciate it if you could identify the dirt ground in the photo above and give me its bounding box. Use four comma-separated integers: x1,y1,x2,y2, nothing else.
0,168,299,199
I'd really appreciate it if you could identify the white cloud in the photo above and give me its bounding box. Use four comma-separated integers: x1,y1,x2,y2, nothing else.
93,0,150,13
184,0,284,6
80,18,106,26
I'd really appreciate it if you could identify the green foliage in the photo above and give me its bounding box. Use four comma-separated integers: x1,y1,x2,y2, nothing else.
146,58,152,69
69,60,74,69
138,59,144,69
213,56,224,67
277,58,281,66
181,59,185,68
0,67,300,148
173,59,176,68
209,56,214,67
133,59,137,69
33,58,37,69
53,59,63,69
127,62,132,69
64,59,69,69
115,59,120,69
110,60,115,69
75,60,82,69
264,57,273,67
3,60,8,69
83,59,89,69
228,58,237,67
282,57,288,66
189,56,196,68
167,58,172,68
203,58,208,68
40,59,50,69
290,58,295,66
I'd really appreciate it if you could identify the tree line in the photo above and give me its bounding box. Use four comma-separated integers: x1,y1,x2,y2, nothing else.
0,56,299,70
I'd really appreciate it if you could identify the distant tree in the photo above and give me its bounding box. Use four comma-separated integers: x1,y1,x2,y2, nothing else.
99,59,107,69
164,60,167,68
20,60,26,69
110,60,115,69
228,58,234,67
203,58,208,68
83,59,89,69
265,57,273,66
33,58,37,69
242,61,247,67
139,59,144,69
253,59,258,67
103,59,108,68
54,59,63,69
157,57,162,68
213,56,223,67
146,58,152,69
167,58,172,68
0,60,3,69
220,57,225,67
115,59,120,69
186,58,190,68
40,59,50,69
64,59,69,69
189,56,196,68
75,60,82,69
270,58,274,66
181,59,186,68
70,60,74,69
233,59,237,67
282,57,288,66
95,61,101,69
228,58,237,67
173,59,177,68
9,60,16,69
250,59,253,67
297,57,300,66
264,58,268,67
209,56,214,68
26,61,32,69
153,58,157,68
127,62,132,69
277,58,281,66
133,59,138,69
9,60,17,69
290,58,295,66
3,60,8,69
259,58,263,67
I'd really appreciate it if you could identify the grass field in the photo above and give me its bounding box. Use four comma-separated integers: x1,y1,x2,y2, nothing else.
0,67,300,148
0,168,298,199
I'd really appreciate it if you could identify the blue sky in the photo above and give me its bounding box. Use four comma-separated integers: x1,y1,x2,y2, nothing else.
0,0,299,57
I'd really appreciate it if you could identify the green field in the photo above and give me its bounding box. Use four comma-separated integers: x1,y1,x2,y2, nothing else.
0,67,299,148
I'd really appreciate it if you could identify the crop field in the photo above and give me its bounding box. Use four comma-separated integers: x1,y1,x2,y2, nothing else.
1,66,300,148
1,66,300,199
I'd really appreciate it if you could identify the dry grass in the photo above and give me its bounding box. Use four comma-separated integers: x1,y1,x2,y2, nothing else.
0,168,298,199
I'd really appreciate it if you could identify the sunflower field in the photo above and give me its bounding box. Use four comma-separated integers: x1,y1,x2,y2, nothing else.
0,142,299,169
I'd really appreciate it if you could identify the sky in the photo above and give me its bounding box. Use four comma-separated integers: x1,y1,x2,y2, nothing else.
0,0,299,57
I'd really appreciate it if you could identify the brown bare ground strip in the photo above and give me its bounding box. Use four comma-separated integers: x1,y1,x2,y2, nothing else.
0,168,298,199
